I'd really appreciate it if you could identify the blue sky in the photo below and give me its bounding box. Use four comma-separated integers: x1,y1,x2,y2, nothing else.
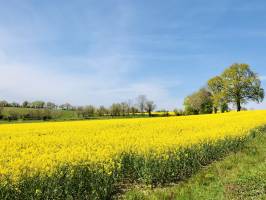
0,0,266,109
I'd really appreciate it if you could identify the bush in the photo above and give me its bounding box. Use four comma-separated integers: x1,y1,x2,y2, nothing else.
3,110,21,121
173,109,185,116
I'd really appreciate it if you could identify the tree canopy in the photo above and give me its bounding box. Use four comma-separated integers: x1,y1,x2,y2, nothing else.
207,76,228,113
221,63,264,111
184,88,213,115
206,63,264,112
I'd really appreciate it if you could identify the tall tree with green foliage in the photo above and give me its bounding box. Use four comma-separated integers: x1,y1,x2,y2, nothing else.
208,76,228,113
221,63,264,111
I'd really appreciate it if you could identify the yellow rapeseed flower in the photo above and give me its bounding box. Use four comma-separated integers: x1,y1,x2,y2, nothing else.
0,110,265,181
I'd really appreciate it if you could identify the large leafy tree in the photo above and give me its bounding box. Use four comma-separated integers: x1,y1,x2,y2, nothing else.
208,76,228,113
221,63,264,111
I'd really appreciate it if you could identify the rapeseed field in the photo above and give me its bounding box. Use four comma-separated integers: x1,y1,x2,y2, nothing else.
0,111,266,199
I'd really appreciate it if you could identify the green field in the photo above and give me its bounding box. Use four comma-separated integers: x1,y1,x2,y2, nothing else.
0,107,170,124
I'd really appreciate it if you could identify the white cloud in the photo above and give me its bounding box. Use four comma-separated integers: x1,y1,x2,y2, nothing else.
260,75,266,81
0,58,182,110
0,11,182,111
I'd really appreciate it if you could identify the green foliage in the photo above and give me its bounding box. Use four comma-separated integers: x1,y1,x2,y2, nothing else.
59,103,74,110
208,76,228,113
77,105,96,118
0,164,116,200
214,63,264,111
97,106,108,116
0,100,9,107
31,101,46,109
0,107,78,122
222,63,264,111
0,95,159,122
46,102,57,109
184,88,213,115
220,102,229,113
110,103,123,116
22,101,30,108
119,137,246,186
173,109,185,116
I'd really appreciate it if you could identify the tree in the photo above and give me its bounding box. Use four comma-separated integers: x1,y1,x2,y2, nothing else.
22,101,30,108
97,106,108,116
78,105,96,118
110,103,122,116
46,102,57,110
173,108,184,116
184,88,213,115
10,102,20,107
84,105,96,117
221,63,264,111
5,109,20,121
126,99,133,115
76,106,84,118
137,95,147,113
184,96,199,115
31,101,45,109
145,101,156,116
208,76,228,113
59,103,73,110
130,106,139,116
220,102,229,113
120,102,129,116
0,100,9,107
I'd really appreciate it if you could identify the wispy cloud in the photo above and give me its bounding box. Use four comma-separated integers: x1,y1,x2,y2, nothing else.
260,75,266,81
0,0,187,109
2,59,177,109
1,0,266,110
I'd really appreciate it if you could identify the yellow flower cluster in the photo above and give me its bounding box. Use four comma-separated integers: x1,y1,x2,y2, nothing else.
0,111,266,181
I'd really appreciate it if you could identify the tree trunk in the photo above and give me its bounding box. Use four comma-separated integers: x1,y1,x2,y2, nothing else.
236,99,241,112
214,107,218,114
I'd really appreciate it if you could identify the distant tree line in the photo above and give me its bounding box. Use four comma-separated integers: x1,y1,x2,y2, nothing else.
0,95,157,121
183,63,264,115
0,108,54,121
0,100,73,110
